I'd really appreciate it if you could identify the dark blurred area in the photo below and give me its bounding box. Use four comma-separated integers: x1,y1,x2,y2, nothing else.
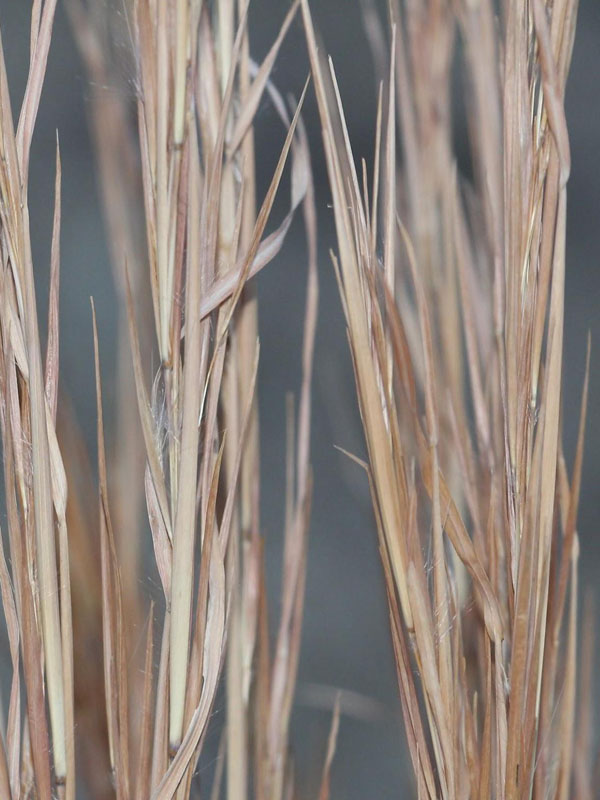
0,0,598,796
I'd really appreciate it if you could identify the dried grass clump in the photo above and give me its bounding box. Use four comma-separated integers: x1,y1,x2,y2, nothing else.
0,1,320,797
0,0,594,798
304,0,593,796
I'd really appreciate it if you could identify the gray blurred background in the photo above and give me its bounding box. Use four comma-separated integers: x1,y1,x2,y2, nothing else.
1,0,599,796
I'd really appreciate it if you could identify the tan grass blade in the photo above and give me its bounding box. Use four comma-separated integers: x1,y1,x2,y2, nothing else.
317,697,341,800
